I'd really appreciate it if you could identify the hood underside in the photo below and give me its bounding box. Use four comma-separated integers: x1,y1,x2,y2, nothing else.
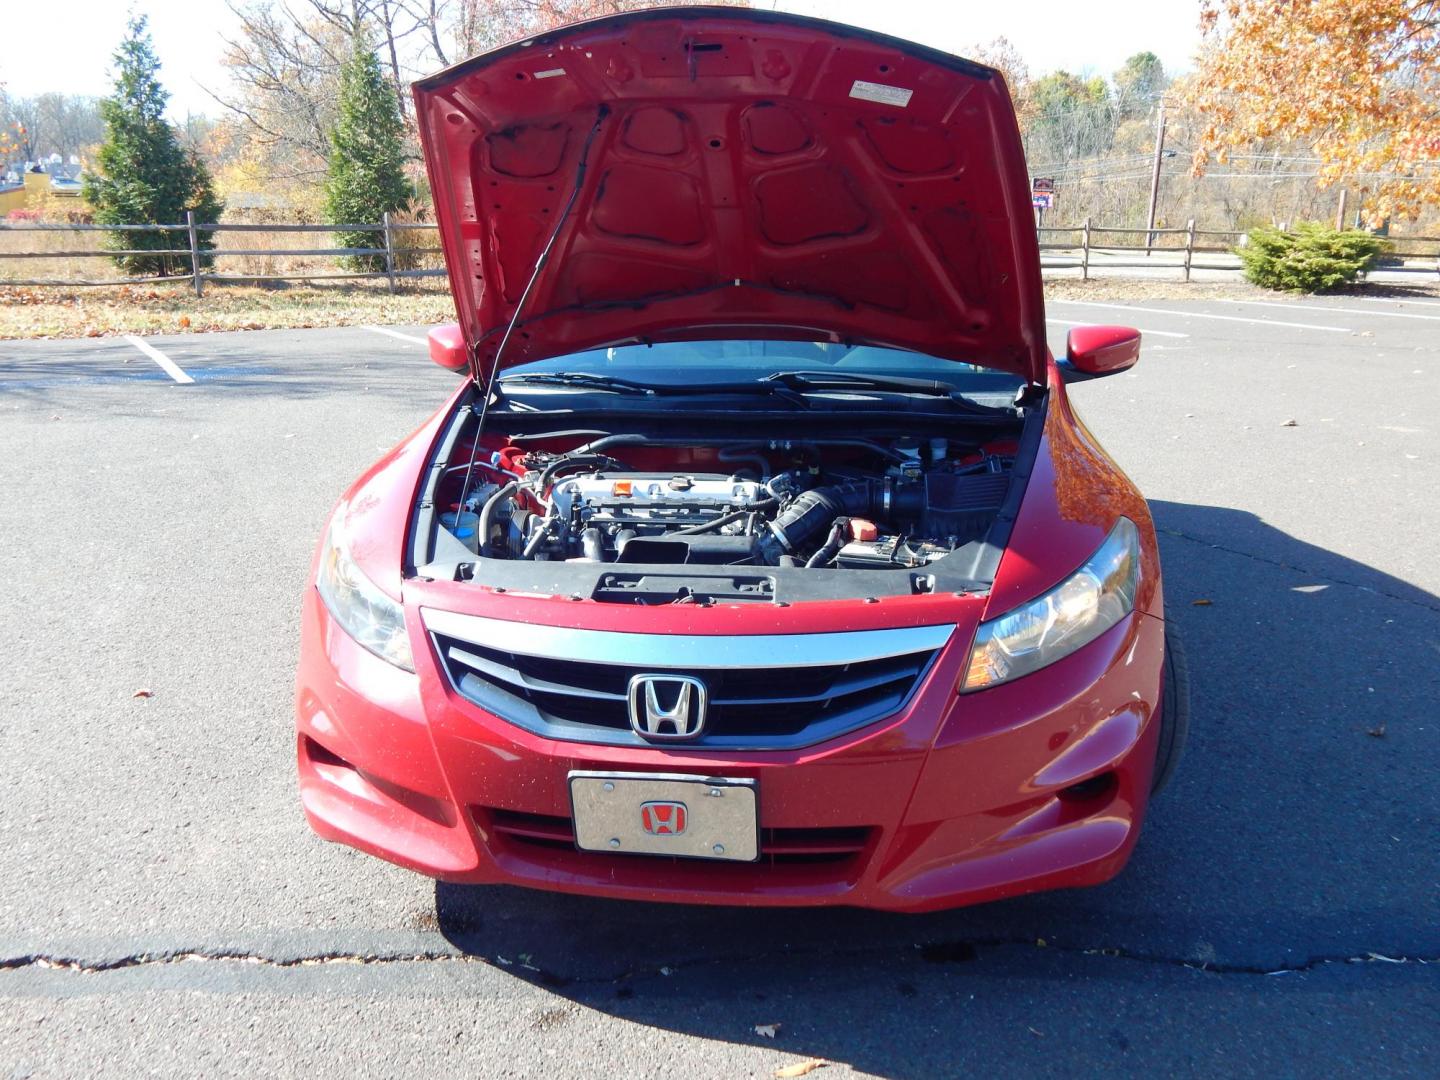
413,6,1047,382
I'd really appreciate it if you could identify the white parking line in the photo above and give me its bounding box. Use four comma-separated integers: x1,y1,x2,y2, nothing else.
1227,299,1440,322
363,325,428,345
1355,294,1440,307
1048,299,1353,333
1045,318,1189,339
124,335,194,384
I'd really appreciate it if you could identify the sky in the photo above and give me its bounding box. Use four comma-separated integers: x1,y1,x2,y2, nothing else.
0,0,1205,119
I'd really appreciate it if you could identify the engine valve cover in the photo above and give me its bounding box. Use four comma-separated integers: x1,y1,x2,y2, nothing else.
552,473,767,529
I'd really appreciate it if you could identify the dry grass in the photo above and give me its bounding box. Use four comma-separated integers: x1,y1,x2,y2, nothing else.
0,220,111,282
1043,279,1274,302
0,280,456,340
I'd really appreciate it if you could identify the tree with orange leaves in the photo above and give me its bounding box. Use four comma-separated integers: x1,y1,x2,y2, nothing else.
967,37,1031,116
1186,1,1440,223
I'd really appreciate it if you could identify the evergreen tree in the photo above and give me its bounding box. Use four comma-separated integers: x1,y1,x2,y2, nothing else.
326,43,411,272
83,16,223,277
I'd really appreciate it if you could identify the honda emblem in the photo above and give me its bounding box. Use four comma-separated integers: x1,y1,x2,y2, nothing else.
640,800,688,836
628,674,708,741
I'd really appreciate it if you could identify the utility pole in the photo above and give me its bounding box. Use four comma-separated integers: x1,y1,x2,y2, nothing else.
1335,188,1349,230
1145,101,1167,254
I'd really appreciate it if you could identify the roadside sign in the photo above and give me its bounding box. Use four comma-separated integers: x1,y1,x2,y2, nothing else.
1032,193,1054,210
1032,177,1055,194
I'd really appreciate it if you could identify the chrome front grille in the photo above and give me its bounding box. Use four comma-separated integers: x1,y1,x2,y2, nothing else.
424,610,952,750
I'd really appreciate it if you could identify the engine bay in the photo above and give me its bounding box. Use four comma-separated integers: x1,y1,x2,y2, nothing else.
421,416,1039,603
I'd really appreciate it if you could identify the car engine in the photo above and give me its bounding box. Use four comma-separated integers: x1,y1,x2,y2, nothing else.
444,439,1016,572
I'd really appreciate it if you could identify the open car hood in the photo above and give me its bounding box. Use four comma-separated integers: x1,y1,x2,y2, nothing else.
413,6,1047,383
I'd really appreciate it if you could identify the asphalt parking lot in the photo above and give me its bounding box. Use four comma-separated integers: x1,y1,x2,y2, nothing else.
2,292,1438,1077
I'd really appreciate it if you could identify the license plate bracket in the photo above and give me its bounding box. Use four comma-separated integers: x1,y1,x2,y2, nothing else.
568,771,759,862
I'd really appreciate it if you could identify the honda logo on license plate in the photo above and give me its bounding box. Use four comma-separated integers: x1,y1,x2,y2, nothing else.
640,800,687,836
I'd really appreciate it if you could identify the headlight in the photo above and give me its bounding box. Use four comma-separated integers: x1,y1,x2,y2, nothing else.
963,518,1140,692
315,519,415,671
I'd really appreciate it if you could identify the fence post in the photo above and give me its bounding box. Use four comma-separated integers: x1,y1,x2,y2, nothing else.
186,211,203,298
382,212,397,295
1081,216,1091,281
1183,218,1196,282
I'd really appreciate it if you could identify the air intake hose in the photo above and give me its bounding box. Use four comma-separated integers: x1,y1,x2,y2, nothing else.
759,480,922,563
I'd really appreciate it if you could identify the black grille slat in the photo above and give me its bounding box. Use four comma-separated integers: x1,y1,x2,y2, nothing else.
712,659,926,705
435,633,938,750
448,644,628,701
482,808,873,865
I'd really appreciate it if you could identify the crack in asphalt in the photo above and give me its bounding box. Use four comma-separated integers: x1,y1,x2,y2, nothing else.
1158,527,1440,614
0,949,471,973
2,940,1433,984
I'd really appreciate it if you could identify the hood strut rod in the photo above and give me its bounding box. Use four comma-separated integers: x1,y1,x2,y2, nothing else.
456,105,610,520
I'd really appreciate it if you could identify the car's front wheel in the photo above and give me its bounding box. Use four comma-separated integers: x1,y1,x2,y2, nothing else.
1151,622,1191,794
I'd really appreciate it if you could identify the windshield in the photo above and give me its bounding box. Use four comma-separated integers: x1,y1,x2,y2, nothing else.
502,340,1026,396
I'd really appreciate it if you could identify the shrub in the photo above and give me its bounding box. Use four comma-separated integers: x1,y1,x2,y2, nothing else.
1237,222,1386,292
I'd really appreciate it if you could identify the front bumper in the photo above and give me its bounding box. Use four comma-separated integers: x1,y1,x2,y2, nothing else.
295,589,1165,913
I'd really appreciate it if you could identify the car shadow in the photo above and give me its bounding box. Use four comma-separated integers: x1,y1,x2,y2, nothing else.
431,499,1439,1076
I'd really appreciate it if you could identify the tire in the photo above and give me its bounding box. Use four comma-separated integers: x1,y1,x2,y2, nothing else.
1151,621,1191,795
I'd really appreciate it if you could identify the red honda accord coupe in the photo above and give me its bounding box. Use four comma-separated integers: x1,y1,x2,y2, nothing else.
295,7,1189,912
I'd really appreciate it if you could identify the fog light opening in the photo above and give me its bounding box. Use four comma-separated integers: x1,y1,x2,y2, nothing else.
303,735,355,772
1057,771,1117,805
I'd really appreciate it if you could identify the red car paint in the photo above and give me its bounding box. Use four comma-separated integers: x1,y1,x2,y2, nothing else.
296,8,1170,912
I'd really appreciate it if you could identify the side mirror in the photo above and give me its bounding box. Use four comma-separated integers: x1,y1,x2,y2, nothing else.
427,323,470,372
1062,325,1141,381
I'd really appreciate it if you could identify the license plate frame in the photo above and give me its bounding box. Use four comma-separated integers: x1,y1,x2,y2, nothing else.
568,771,759,863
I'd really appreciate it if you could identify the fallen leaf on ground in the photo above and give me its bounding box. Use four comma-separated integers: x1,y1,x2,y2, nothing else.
1191,598,1213,606
132,689,153,699
754,1023,781,1038
774,1060,829,1078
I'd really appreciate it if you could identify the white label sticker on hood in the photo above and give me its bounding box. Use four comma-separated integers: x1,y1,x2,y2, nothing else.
533,68,566,79
849,80,913,108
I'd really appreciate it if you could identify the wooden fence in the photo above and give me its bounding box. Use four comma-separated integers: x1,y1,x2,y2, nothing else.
1040,218,1440,281
2,214,1437,288
0,213,444,294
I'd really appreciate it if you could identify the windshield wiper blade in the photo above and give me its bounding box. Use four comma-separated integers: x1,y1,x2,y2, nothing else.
763,370,958,396
498,371,655,396
500,372,813,406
